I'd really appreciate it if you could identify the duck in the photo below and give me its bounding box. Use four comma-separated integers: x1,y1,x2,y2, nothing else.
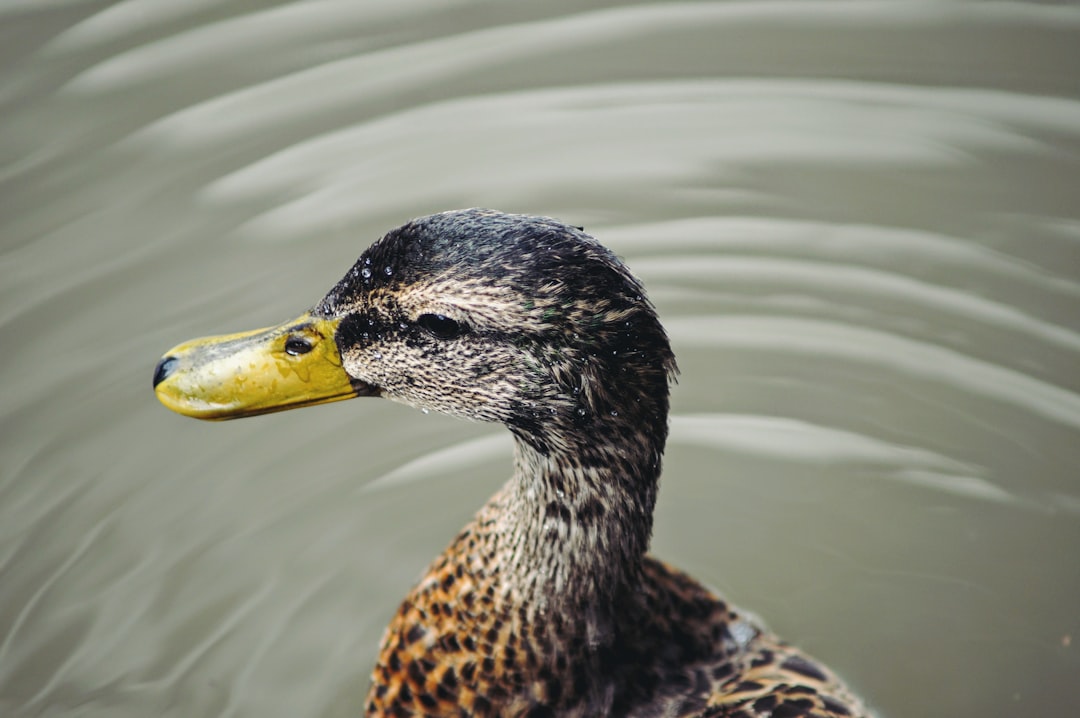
153,209,873,717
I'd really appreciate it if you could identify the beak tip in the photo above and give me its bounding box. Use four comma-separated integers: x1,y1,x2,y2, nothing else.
153,356,179,389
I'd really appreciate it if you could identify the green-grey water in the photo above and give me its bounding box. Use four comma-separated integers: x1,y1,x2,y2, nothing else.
2,2,1079,716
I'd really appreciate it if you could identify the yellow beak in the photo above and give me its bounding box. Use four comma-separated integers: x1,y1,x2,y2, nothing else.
153,313,372,420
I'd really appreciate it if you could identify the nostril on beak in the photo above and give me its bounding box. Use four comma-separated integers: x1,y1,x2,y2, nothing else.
153,356,179,388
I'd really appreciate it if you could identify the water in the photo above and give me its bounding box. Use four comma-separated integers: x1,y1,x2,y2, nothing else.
2,2,1079,716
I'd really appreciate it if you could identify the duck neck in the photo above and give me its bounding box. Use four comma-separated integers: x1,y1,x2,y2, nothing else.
496,420,664,620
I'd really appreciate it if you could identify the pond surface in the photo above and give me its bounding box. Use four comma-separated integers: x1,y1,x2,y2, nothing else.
2,2,1079,716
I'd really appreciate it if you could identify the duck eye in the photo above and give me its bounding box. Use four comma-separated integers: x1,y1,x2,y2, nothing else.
417,313,463,340
284,336,313,356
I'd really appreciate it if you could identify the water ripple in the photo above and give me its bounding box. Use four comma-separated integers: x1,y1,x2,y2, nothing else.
361,433,509,492
673,413,971,471
608,217,1080,299
47,0,448,82
127,78,1077,248
641,255,1080,373
667,315,1080,430
0,505,118,669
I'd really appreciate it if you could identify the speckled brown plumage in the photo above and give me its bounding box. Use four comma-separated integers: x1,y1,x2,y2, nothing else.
297,210,873,716
368,511,868,718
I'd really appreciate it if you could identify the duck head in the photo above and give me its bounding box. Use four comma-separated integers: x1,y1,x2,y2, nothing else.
154,209,675,454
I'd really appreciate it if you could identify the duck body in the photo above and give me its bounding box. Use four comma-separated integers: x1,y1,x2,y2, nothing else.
372,503,864,718
153,209,872,717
